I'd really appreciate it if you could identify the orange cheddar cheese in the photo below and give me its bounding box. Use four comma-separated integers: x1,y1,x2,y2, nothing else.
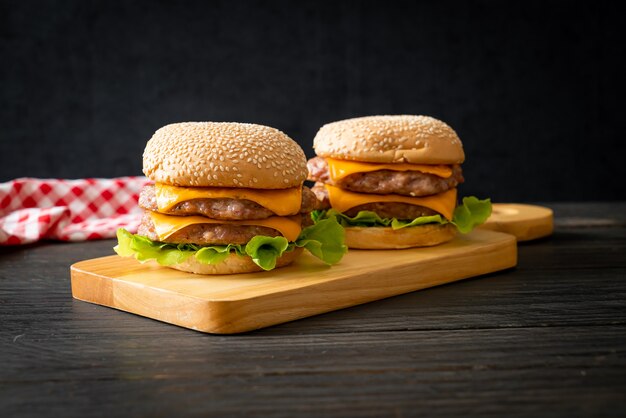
325,158,452,181
154,183,302,216
148,212,302,242
325,184,457,220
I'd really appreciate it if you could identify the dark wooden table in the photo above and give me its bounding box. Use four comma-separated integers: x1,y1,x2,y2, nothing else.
1,203,625,417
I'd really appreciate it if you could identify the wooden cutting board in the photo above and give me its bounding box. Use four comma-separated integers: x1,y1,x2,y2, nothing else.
71,229,517,334
479,203,554,241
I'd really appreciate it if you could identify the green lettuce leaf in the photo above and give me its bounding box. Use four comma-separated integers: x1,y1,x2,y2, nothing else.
245,236,290,270
113,215,347,271
195,244,242,265
451,196,492,233
316,209,391,227
295,217,347,265
114,228,135,257
390,214,446,229
114,228,195,265
312,196,492,234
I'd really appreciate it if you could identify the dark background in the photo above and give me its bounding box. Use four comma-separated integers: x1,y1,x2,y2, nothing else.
1,0,624,201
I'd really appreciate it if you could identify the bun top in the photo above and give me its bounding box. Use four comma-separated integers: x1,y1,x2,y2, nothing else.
313,115,465,164
143,122,308,188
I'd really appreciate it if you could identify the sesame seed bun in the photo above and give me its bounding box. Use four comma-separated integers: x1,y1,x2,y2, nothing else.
344,223,457,249
160,247,304,275
313,115,465,164
143,122,308,189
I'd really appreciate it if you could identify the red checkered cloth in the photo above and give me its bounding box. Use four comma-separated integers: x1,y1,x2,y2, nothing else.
0,177,151,245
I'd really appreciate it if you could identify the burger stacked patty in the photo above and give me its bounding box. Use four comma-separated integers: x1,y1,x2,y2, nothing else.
137,186,318,245
139,185,321,219
137,212,283,245
307,157,464,197
308,157,464,221
311,184,438,219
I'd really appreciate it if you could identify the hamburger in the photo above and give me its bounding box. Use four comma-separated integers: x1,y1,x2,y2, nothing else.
307,115,491,249
115,122,346,274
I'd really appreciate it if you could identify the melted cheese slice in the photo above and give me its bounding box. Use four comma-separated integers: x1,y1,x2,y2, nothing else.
149,212,302,242
325,158,452,181
155,183,302,216
325,184,457,220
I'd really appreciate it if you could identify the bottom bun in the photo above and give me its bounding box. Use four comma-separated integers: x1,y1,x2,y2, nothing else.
345,223,457,249
162,247,304,275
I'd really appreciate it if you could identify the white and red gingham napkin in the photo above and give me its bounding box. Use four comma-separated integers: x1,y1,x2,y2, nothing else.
0,177,151,245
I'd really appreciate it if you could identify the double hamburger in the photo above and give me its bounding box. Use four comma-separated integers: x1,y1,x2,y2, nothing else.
115,122,346,274
308,115,491,249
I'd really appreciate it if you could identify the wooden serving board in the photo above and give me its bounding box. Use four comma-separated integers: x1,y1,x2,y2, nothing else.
479,203,554,241
71,229,517,334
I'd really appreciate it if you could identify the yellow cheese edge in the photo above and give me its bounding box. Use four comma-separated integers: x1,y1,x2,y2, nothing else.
326,185,457,221
325,158,453,181
154,183,302,216
149,212,302,242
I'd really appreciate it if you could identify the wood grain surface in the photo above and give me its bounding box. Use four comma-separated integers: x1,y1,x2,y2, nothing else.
70,229,517,334
480,203,554,241
2,203,626,417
